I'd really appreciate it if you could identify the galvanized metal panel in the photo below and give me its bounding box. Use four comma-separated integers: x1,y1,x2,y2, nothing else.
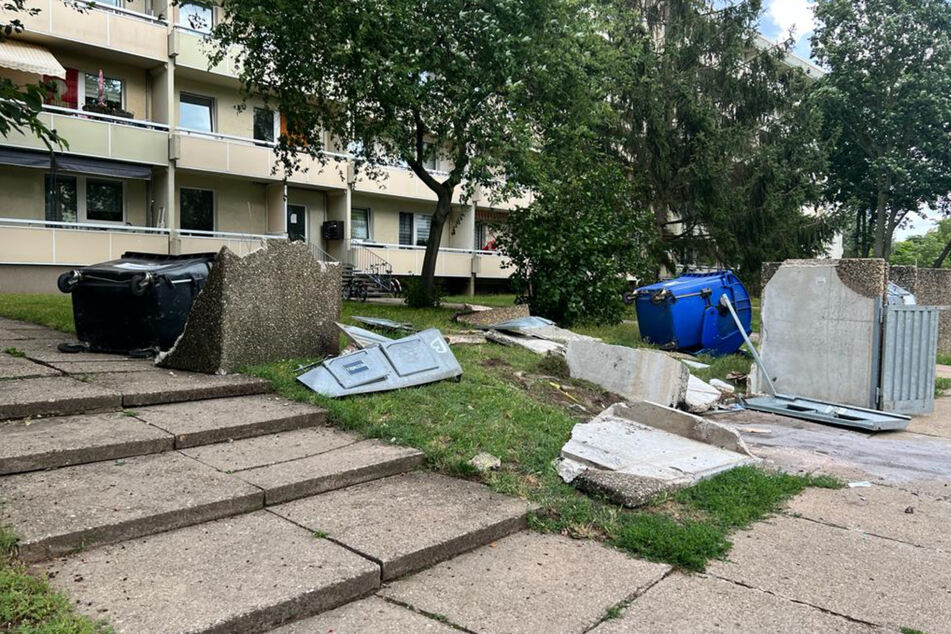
744,395,909,431
880,305,941,415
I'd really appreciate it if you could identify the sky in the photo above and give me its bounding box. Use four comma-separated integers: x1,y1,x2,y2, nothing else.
758,0,938,241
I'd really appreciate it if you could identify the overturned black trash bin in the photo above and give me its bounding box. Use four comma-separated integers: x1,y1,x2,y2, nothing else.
57,251,215,356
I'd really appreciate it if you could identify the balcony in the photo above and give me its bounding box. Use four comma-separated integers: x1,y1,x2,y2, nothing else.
178,229,285,257
171,129,348,189
17,1,167,62
0,218,169,266
353,242,511,279
171,27,239,78
4,105,169,165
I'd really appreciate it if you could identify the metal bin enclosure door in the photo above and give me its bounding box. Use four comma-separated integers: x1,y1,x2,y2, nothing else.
880,305,940,415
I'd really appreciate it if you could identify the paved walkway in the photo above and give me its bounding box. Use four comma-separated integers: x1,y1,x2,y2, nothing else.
2,316,950,633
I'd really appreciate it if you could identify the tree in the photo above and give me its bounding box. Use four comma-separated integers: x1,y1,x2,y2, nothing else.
210,0,583,306
890,217,951,268
606,0,833,279
812,0,951,259
0,0,71,149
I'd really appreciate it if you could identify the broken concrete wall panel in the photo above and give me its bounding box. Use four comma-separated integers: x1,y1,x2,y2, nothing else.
455,305,530,328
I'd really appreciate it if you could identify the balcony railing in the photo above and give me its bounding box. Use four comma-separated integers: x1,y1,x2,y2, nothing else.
43,104,170,132
351,241,509,279
76,0,168,24
0,217,170,266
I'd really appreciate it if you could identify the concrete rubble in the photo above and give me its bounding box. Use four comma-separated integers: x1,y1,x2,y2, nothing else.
158,241,341,374
684,375,723,413
485,329,564,355
565,340,689,408
469,452,502,472
455,305,530,327
557,401,757,506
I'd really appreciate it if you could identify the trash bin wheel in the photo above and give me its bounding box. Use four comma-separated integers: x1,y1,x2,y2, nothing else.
129,273,152,297
57,271,80,294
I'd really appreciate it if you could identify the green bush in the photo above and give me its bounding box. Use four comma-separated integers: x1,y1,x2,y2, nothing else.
402,277,443,308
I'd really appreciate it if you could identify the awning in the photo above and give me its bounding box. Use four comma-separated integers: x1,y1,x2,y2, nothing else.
0,147,153,180
0,40,66,78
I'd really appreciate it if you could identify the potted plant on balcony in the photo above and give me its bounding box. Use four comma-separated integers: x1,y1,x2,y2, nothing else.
82,70,134,119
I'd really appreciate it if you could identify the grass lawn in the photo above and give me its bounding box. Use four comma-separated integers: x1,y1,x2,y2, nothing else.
0,293,836,574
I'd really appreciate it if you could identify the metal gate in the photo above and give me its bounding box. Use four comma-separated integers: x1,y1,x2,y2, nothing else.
880,305,942,414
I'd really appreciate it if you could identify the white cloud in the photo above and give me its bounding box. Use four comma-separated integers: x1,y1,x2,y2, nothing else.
767,0,817,41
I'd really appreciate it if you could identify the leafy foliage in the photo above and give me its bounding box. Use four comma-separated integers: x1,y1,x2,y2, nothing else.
402,276,442,309
891,218,951,268
210,0,587,305
813,0,951,258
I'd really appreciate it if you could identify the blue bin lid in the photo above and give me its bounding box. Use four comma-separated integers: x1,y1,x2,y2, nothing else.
636,271,739,297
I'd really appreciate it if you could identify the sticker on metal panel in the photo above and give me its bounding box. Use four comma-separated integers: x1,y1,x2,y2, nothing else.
325,349,388,388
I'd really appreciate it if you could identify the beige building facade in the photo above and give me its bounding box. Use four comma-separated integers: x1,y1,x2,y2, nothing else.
0,1,514,293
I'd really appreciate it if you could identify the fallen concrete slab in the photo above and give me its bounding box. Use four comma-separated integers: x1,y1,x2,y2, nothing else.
565,341,689,407
557,402,756,506
1,452,262,562
271,471,531,580
133,395,326,448
86,370,271,407
485,329,564,355
381,531,670,634
591,572,880,634
685,374,723,413
270,596,457,634
0,412,173,475
158,241,341,373
455,305,530,327
42,511,380,634
0,376,121,421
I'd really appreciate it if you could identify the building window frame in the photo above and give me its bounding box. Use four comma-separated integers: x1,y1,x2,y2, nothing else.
177,1,215,33
287,203,307,242
179,187,216,232
45,174,126,225
179,92,216,133
79,72,125,111
350,207,371,241
253,107,279,144
398,211,433,247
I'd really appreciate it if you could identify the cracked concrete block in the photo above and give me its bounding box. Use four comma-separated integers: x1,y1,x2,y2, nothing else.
158,241,341,374
455,305,529,327
685,375,722,413
565,340,689,407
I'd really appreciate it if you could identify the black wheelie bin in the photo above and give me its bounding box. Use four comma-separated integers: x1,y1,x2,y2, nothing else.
57,251,216,356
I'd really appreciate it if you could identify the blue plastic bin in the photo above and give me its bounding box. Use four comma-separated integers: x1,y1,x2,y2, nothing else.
634,271,753,356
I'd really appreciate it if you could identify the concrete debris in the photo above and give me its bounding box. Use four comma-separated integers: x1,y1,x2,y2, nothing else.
565,340,689,408
297,329,461,398
445,332,487,345
485,330,564,356
680,359,710,370
157,241,340,374
848,481,873,488
351,316,415,332
556,402,757,506
685,375,723,413
336,322,393,349
469,452,502,472
454,305,530,328
709,378,736,394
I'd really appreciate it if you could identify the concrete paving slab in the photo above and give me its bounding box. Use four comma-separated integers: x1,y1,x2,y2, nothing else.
0,376,121,421
271,471,531,580
46,360,157,375
134,395,327,448
0,412,173,475
0,328,33,340
0,452,263,562
787,485,951,551
707,515,951,632
270,596,456,633
86,370,271,407
591,573,882,634
239,440,426,504
382,531,670,634
0,355,60,379
4,338,135,363
907,397,951,440
42,511,380,634
180,426,360,472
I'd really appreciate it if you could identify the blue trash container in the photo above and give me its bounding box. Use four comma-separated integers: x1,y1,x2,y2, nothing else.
634,271,753,356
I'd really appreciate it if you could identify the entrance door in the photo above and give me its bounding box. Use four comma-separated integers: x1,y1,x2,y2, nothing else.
287,204,306,242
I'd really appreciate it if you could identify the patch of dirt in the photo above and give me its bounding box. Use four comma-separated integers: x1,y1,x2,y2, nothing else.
480,357,511,368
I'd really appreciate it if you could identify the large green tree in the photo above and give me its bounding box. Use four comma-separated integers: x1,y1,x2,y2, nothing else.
209,0,584,305
606,0,833,280
813,0,951,259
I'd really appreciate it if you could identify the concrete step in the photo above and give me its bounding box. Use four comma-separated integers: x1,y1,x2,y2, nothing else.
0,395,328,475
85,370,272,407
0,354,61,380
40,511,380,634
271,471,533,580
0,376,122,421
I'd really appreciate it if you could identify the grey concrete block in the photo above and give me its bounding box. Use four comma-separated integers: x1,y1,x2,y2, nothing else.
239,440,426,504
591,573,882,634
271,472,531,580
1,452,263,562
270,596,457,633
180,426,361,472
708,515,951,632
0,355,60,379
0,412,173,475
0,376,121,421
134,395,326,448
86,370,271,407
42,511,380,634
158,241,341,374
455,304,530,327
565,341,689,407
381,531,671,634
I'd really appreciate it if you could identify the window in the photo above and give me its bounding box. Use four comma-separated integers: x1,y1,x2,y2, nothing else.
179,93,214,132
398,212,431,246
45,175,77,223
180,188,214,231
178,2,213,33
422,142,437,171
86,180,123,222
351,207,370,240
83,73,123,110
253,107,276,143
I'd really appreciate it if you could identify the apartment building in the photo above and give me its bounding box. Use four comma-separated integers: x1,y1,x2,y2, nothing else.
0,0,516,293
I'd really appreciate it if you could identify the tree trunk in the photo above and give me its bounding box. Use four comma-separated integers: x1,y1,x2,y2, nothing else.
872,188,889,258
420,192,453,302
933,237,951,268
